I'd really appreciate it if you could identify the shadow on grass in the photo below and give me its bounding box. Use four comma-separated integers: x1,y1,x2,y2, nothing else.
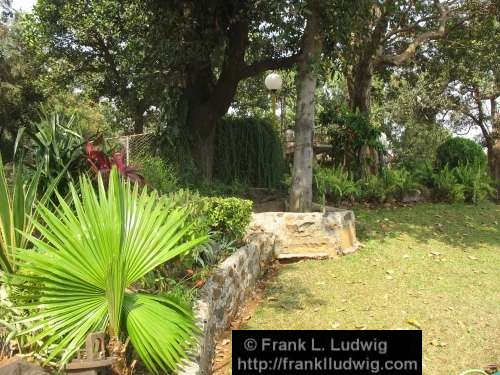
354,202,500,250
262,277,328,312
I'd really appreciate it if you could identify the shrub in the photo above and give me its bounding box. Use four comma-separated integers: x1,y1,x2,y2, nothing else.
359,174,387,203
203,197,253,241
381,168,422,201
214,116,285,188
320,106,382,178
16,111,86,191
432,166,465,203
166,190,252,266
314,166,360,206
134,155,178,194
454,164,495,203
435,137,487,170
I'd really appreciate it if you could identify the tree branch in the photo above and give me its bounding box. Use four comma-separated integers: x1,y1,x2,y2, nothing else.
239,54,300,79
374,2,450,67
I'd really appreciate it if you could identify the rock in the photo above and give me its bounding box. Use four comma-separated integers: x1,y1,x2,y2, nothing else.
0,359,48,375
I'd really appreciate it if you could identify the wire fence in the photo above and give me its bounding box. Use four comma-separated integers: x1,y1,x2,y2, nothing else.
115,133,157,164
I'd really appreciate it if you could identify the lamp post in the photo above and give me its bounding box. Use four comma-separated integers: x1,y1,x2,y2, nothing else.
264,73,283,132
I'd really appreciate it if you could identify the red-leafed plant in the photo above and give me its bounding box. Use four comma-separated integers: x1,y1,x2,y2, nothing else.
85,142,144,183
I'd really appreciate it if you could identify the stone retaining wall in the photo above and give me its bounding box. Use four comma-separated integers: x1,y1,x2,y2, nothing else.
179,233,277,375
248,208,358,258
179,209,359,374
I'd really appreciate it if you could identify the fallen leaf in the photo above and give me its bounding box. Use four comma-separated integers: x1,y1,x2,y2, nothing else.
243,315,252,321
468,255,478,260
386,269,395,275
355,324,368,330
267,296,277,301
385,275,394,280
222,339,230,346
336,307,347,312
194,279,205,288
407,319,422,329
331,322,341,329
429,339,447,347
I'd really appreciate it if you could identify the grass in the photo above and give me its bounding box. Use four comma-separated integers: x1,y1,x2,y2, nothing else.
243,202,500,375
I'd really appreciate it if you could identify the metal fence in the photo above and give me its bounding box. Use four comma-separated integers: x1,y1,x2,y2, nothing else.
115,133,157,164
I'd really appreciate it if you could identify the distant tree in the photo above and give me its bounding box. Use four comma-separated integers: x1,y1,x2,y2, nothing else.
432,1,500,194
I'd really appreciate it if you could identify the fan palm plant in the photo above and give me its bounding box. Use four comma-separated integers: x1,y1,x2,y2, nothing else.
14,168,206,373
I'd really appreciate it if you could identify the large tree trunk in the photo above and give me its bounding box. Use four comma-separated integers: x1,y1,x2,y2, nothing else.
490,98,500,199
348,58,374,116
347,59,380,177
289,4,320,212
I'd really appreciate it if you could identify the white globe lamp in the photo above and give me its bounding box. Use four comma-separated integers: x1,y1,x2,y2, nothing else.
264,73,283,92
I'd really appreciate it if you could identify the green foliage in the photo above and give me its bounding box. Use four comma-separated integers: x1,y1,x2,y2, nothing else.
133,155,178,194
166,190,252,266
359,175,387,204
314,166,360,206
355,168,422,204
319,106,382,177
0,156,58,273
214,116,285,188
435,137,487,170
431,166,466,203
203,197,253,242
381,168,422,201
13,169,206,373
452,164,495,204
16,111,86,190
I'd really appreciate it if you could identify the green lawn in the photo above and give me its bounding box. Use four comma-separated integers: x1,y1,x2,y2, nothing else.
243,202,500,375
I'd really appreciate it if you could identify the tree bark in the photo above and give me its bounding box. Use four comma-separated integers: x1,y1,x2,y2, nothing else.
348,57,374,116
289,3,321,212
490,98,500,199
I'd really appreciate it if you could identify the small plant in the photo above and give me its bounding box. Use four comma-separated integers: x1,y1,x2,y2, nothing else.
382,168,422,201
85,141,143,183
16,111,86,190
314,166,360,206
359,174,387,203
133,155,178,194
432,166,465,203
454,164,494,204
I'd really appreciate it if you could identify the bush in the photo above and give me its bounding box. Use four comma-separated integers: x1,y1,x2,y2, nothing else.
359,174,387,203
16,111,86,191
203,197,253,241
167,190,253,243
432,166,465,203
453,164,495,203
214,116,285,188
381,168,422,201
134,155,178,194
435,137,487,170
320,106,382,178
314,166,360,206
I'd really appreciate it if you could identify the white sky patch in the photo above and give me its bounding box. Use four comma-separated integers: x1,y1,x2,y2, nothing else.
12,0,36,12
